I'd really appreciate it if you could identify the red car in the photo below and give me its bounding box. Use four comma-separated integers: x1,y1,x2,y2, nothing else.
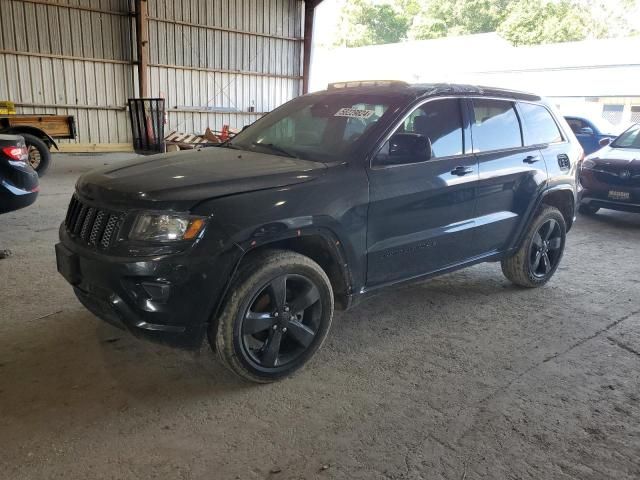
579,123,640,214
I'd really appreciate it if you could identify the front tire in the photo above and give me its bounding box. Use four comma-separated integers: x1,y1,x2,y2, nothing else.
501,206,567,288
22,133,52,176
213,250,334,383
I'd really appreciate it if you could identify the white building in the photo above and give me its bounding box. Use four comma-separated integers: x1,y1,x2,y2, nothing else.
311,32,640,130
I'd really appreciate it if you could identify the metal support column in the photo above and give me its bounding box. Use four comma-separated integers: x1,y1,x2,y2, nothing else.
135,0,150,97
303,1,321,94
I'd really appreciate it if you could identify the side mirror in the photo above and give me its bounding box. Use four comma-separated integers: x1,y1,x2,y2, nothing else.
599,137,612,147
388,133,431,163
579,127,594,135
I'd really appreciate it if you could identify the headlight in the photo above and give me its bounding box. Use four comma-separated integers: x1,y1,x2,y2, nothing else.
581,158,596,170
129,213,207,242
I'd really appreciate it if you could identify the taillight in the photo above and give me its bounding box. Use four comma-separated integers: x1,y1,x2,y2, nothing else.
2,146,28,162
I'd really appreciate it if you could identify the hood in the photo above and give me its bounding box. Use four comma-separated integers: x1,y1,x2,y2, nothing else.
587,145,640,166
76,147,326,210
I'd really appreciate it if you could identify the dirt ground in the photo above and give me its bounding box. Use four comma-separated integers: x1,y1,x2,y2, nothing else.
1,154,639,479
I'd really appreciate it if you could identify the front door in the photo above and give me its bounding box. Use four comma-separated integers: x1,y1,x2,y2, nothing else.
366,98,478,287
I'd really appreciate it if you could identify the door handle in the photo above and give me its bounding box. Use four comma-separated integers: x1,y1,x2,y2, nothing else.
451,166,474,176
523,155,541,164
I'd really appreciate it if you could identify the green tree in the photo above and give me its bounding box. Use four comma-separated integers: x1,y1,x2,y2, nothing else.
498,0,602,45
409,0,514,40
336,0,415,47
335,0,638,47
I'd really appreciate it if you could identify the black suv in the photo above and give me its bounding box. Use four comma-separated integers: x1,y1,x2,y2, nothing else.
56,82,580,382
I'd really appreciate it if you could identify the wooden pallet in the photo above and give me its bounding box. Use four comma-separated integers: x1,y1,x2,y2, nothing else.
164,128,223,151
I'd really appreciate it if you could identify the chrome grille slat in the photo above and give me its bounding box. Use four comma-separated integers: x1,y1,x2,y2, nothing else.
64,196,123,249
73,205,89,235
68,198,81,229
100,215,119,249
88,211,106,246
80,207,96,241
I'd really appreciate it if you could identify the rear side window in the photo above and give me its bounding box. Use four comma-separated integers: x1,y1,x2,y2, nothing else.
519,103,563,145
471,99,522,152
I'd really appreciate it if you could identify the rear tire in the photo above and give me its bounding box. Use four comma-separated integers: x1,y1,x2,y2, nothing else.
22,133,51,176
578,204,599,215
501,206,567,288
212,250,334,383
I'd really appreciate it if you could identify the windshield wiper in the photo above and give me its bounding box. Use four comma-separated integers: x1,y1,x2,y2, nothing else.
251,142,298,159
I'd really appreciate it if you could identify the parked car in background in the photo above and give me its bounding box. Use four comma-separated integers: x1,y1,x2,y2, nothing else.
56,82,580,383
0,113,76,176
0,134,39,214
579,123,640,215
564,116,618,156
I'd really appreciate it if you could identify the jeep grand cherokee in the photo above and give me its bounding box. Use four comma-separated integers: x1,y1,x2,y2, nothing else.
56,82,580,382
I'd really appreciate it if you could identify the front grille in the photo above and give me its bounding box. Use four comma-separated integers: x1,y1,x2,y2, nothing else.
593,168,640,187
65,195,123,248
590,163,640,187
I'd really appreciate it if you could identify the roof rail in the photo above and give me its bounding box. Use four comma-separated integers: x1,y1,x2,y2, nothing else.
328,80,410,89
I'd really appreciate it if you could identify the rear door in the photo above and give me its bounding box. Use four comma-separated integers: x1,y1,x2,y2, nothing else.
519,101,573,196
366,97,478,286
468,98,548,256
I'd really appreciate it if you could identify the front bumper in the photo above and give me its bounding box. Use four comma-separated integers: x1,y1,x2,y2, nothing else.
56,226,243,350
579,170,640,213
580,196,640,213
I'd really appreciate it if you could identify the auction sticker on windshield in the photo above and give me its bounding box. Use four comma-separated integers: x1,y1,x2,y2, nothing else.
334,108,375,119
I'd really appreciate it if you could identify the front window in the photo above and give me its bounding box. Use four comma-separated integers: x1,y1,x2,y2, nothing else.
400,98,464,158
611,124,640,149
373,98,465,166
227,94,397,162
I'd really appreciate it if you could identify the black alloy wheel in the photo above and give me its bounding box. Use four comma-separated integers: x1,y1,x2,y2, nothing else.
529,219,563,278
213,250,334,383
501,206,566,288
241,274,321,369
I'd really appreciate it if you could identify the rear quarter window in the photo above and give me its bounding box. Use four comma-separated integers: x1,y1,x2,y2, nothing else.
519,103,563,146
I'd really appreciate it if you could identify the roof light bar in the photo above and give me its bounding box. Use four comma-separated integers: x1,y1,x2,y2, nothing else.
328,80,409,89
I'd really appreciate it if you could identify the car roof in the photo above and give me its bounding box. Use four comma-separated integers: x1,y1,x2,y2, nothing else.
313,81,541,102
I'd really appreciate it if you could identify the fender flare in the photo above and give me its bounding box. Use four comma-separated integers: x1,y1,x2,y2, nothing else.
510,184,576,251
210,225,354,322
241,225,353,292
1,126,59,150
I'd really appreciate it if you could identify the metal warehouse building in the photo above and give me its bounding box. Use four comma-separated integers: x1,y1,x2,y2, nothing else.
0,0,321,150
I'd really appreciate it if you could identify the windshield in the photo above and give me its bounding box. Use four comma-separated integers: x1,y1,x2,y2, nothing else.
226,93,398,162
612,123,640,149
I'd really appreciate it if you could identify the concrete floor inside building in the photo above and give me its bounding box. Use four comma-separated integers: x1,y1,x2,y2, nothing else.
1,154,639,479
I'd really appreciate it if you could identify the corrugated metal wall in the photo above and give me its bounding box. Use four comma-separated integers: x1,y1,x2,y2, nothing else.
147,0,304,136
0,0,304,146
0,0,136,144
